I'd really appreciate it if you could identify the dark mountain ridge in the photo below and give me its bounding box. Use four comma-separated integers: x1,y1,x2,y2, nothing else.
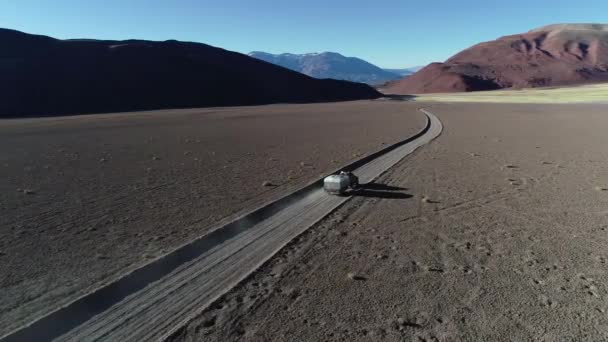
0,29,381,118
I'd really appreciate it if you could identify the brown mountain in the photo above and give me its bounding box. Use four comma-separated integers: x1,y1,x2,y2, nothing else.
384,23,608,94
0,29,380,118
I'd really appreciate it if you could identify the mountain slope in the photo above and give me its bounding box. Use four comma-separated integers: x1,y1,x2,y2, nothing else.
0,29,381,118
384,23,608,94
249,51,401,85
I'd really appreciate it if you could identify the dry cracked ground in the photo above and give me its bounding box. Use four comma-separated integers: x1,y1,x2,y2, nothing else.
171,103,608,341
0,100,426,336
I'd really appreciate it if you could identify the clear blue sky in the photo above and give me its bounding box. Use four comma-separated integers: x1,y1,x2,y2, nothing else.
2,0,607,68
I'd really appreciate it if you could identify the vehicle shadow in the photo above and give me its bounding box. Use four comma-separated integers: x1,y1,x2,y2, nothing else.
351,190,413,199
351,182,412,199
358,182,407,192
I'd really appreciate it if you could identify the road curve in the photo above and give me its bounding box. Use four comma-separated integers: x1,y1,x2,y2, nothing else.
1,109,442,342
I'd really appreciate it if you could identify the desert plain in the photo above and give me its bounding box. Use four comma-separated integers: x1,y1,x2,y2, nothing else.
168,101,608,341
3,91,608,341
0,101,426,335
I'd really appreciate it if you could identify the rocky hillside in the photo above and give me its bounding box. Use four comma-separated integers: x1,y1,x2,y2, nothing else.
384,23,608,94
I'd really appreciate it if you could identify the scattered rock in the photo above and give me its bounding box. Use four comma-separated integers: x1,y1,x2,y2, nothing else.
422,196,439,204
395,317,422,328
152,155,160,161
22,189,35,195
586,284,598,291
347,272,366,281
201,316,216,328
595,186,607,191
262,181,274,187
183,151,191,156
99,158,107,163
504,164,518,169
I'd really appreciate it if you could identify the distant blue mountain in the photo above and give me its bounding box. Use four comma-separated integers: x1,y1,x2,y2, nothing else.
248,51,401,85
382,66,424,76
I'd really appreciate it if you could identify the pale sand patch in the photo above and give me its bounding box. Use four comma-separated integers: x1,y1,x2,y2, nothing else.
413,82,608,104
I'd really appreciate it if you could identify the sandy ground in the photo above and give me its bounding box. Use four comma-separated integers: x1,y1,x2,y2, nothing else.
0,101,426,335
413,83,608,104
172,103,608,341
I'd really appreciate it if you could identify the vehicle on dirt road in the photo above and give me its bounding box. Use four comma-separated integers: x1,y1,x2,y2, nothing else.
323,171,359,195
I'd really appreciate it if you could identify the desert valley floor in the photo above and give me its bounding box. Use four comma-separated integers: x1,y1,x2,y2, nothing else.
3,101,608,341
171,102,608,341
0,101,426,335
